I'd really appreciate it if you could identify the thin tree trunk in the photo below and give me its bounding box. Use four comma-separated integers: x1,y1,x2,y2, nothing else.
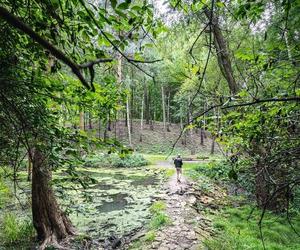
130,86,134,134
188,97,195,155
210,137,215,155
79,111,84,130
180,106,186,145
104,114,109,140
32,149,75,248
167,90,171,132
161,85,166,132
27,150,32,182
200,128,204,146
114,113,117,140
88,113,92,129
126,95,132,147
140,94,144,142
284,29,292,61
98,117,101,139
145,86,150,125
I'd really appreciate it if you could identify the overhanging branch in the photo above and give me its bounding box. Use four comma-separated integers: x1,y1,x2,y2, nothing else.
0,6,91,89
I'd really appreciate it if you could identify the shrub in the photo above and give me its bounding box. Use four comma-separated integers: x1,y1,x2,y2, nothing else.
84,153,148,168
0,213,35,246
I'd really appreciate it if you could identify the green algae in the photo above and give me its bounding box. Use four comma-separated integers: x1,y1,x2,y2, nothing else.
57,167,165,239
0,165,165,242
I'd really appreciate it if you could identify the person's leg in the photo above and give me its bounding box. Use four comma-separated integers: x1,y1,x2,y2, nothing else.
176,168,180,182
178,168,182,182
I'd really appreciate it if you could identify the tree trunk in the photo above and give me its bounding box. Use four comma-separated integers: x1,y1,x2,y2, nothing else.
180,106,186,145
167,90,171,132
130,85,134,133
200,127,204,146
32,149,75,248
252,142,288,212
88,113,92,129
204,9,239,95
126,95,132,147
79,111,84,130
188,97,195,155
98,117,101,139
210,137,215,155
140,93,144,142
161,85,166,132
27,150,32,182
144,87,150,125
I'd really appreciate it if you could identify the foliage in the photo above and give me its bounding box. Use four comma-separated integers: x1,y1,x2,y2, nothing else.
144,230,156,242
0,213,35,246
150,200,167,213
84,153,148,168
149,201,170,230
0,168,12,209
149,213,170,230
205,205,300,250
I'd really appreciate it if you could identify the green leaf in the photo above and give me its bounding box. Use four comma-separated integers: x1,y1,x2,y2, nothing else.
118,2,130,10
110,0,117,9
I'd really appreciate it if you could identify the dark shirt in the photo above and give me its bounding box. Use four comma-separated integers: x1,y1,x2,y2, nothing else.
174,158,183,168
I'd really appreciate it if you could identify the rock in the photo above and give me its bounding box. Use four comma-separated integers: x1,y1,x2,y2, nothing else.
158,246,169,250
187,232,197,240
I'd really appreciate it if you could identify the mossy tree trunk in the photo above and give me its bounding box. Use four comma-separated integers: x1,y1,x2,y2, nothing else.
32,148,75,248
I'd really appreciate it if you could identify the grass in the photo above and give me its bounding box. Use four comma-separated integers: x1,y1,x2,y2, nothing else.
149,201,170,230
205,205,300,250
0,213,35,247
142,154,168,165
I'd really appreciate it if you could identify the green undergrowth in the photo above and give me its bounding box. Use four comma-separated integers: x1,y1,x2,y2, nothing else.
205,205,300,250
142,154,167,165
0,177,11,209
0,213,35,248
84,153,148,168
149,201,170,230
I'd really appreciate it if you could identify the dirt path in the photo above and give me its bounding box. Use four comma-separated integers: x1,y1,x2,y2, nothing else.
148,161,211,250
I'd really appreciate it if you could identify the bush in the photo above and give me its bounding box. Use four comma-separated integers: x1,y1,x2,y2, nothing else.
0,213,35,246
194,160,232,180
84,153,148,168
192,160,254,192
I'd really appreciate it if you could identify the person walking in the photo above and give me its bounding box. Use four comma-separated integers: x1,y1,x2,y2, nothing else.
174,154,183,183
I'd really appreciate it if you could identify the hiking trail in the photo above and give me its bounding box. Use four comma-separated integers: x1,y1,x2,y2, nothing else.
146,160,213,250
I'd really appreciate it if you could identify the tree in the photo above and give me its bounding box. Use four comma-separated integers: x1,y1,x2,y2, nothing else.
0,0,159,247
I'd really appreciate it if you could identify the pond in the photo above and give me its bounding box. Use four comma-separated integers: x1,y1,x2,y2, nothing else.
1,166,165,241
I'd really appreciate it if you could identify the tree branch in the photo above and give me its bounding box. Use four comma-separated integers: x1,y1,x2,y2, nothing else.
0,6,91,89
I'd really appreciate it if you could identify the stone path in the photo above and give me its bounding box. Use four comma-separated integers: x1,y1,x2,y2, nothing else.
147,161,212,250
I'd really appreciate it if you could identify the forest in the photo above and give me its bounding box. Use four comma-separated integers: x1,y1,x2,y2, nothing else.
0,0,299,249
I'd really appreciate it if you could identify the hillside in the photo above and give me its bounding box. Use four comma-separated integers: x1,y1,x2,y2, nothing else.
101,119,219,155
